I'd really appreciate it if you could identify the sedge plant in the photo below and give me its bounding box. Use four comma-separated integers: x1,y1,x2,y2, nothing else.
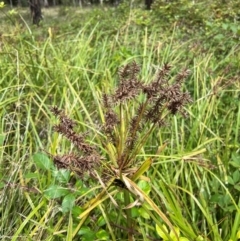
46,61,192,240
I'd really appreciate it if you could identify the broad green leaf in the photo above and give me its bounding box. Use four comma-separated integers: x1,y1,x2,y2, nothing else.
196,236,204,241
72,206,84,218
231,153,240,166
222,23,228,30
237,230,240,238
96,229,109,240
97,216,106,227
78,226,92,235
170,226,180,239
24,172,38,179
230,24,238,34
33,153,53,171
227,176,234,185
78,227,95,241
156,224,168,240
138,207,150,219
233,170,240,183
214,34,224,40
62,193,75,213
138,180,151,194
44,185,69,199
131,207,139,218
53,169,71,183
229,161,240,168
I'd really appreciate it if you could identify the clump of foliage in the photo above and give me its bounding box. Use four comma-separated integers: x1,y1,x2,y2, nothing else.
150,0,240,57
151,0,205,29
44,61,192,240
151,0,240,27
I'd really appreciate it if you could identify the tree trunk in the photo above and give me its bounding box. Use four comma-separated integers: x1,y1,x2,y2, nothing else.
29,0,42,25
43,0,49,7
78,0,82,7
145,0,153,10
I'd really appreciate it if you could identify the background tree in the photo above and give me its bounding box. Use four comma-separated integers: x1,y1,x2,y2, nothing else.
145,0,154,9
29,0,42,25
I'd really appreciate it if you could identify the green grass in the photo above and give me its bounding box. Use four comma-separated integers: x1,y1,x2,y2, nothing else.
0,3,240,241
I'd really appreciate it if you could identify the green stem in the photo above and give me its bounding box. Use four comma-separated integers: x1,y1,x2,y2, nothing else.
125,123,155,168
125,108,170,167
230,197,240,241
121,100,150,168
124,190,134,241
118,103,127,171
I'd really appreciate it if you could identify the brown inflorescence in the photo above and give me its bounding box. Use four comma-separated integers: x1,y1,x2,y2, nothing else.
49,106,100,177
102,62,192,169
48,62,192,178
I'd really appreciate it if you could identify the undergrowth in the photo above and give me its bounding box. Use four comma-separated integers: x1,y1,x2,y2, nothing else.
0,2,240,241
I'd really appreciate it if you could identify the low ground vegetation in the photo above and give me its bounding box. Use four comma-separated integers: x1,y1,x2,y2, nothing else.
0,1,240,240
